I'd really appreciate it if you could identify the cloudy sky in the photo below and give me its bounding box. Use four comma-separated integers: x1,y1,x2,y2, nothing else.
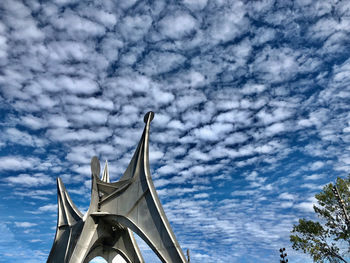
0,0,350,262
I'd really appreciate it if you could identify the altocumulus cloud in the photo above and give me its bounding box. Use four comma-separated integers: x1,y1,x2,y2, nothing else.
0,0,350,263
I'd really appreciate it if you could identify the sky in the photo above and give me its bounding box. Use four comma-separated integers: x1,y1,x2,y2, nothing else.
0,0,349,262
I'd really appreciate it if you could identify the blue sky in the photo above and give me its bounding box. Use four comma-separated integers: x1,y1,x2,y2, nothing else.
0,0,349,262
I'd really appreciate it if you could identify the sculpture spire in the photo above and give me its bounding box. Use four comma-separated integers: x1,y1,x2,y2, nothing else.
120,111,154,181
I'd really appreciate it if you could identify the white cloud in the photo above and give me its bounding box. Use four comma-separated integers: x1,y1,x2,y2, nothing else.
252,47,299,83
5,173,54,187
15,222,37,228
82,9,117,29
176,91,207,113
70,110,109,125
3,128,46,147
278,192,295,200
183,0,208,11
216,110,252,125
294,201,315,213
149,149,164,162
112,73,151,94
47,114,70,128
265,122,286,136
241,84,266,95
305,173,324,180
194,193,209,199
0,156,40,171
222,132,249,145
120,15,152,42
138,51,186,75
252,27,275,45
57,76,100,95
209,1,249,43
14,189,55,200
310,161,324,171
257,107,293,125
152,88,175,105
159,12,197,39
21,115,47,130
47,127,112,142
38,204,57,213
193,123,233,141
47,41,90,62
64,96,114,111
54,11,106,37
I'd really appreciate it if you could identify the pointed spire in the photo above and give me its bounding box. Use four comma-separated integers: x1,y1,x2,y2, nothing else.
101,160,110,183
120,112,154,181
57,178,83,228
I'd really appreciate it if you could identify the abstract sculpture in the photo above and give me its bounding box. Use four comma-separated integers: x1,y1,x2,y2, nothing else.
47,112,187,263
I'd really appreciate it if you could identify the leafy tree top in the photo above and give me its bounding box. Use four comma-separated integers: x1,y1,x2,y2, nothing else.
290,175,350,263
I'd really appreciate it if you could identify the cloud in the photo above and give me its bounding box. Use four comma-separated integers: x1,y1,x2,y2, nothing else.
3,128,47,147
159,12,197,40
47,41,91,62
193,123,233,141
208,1,249,43
21,115,47,130
38,204,57,213
294,201,315,213
120,15,152,42
194,193,209,199
183,0,208,11
14,189,55,200
4,173,55,187
0,156,40,171
241,84,266,95
70,110,109,125
47,127,112,142
278,192,295,200
15,222,37,228
54,10,106,38
0,222,46,262
57,76,100,95
2,1,44,41
309,161,324,171
252,47,300,83
252,27,276,45
137,51,186,75
80,9,117,29
263,122,285,136
257,107,293,125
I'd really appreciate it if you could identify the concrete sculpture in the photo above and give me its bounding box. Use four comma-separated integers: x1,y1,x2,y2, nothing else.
47,112,187,263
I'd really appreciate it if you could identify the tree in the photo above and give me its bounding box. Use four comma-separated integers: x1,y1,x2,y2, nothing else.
290,176,350,263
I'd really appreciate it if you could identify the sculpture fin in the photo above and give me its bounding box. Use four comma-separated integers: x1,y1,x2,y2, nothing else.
101,160,110,183
57,178,83,227
47,178,83,263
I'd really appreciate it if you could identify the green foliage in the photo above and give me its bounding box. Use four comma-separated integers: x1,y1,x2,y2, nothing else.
290,176,350,263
